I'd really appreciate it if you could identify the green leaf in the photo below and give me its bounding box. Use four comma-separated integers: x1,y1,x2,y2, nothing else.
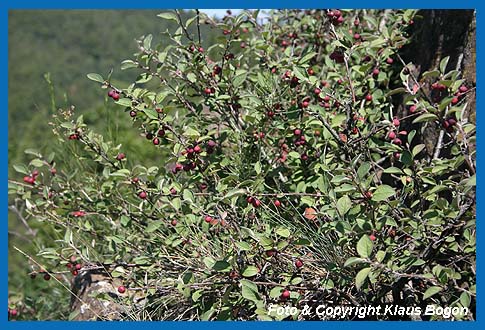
275,227,290,238
144,108,159,120
372,185,395,202
233,72,247,88
212,261,231,272
355,267,372,290
336,195,352,216
460,291,471,308
120,60,138,70
115,98,132,107
236,241,252,251
412,113,438,124
183,189,194,203
13,164,29,175
383,167,403,174
203,256,215,268
143,34,153,50
242,266,259,277
412,144,426,157
157,12,178,22
30,159,45,168
376,250,386,263
254,161,262,175
86,73,104,83
298,51,317,64
145,221,163,233
423,286,443,300
224,188,246,200
344,257,365,267
357,235,373,258
357,162,370,180
440,56,450,74
240,279,260,303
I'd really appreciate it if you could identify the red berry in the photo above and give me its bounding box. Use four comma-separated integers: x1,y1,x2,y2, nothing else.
10,309,18,317
354,18,360,26
295,259,303,268
302,100,310,108
43,274,51,281
365,94,372,102
409,105,417,113
50,168,57,175
246,196,254,204
112,92,120,101
153,138,160,145
32,169,39,177
393,118,400,126
307,68,314,75
157,129,165,137
392,138,402,145
386,58,394,64
66,263,72,269
394,152,401,159
129,110,137,117
171,219,177,226
71,269,79,276
108,89,115,97
118,286,126,294
281,290,291,299
116,153,125,160
75,263,82,270
266,250,276,257
252,198,261,208
369,234,376,241
204,215,213,223
451,97,459,105
139,191,147,199
364,191,373,199
274,200,281,207
353,33,361,40
372,68,380,76
204,87,212,95
314,88,321,95
459,85,468,93
448,118,457,126
388,131,396,140
294,129,302,136
23,176,34,184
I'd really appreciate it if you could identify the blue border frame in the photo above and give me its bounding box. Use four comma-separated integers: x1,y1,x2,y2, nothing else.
3,0,481,329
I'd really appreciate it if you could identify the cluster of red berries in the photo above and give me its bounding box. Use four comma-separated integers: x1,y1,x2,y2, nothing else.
442,117,457,132
386,117,407,146
23,169,39,185
188,44,204,53
71,210,86,217
66,260,83,276
451,85,469,105
246,196,261,208
108,89,120,101
68,133,80,140
204,87,216,96
327,9,344,25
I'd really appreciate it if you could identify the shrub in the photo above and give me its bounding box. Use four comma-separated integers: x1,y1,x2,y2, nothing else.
9,9,475,320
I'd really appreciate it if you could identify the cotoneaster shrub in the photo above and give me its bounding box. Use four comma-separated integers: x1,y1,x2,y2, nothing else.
9,9,475,320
